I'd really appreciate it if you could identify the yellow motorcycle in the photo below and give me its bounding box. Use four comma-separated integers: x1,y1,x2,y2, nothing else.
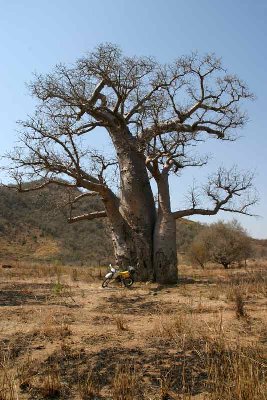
102,265,135,288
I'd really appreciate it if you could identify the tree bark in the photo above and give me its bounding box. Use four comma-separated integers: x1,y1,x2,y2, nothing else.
108,127,156,281
153,171,178,284
101,189,136,268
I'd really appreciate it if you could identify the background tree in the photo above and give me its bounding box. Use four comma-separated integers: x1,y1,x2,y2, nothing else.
4,44,257,283
176,220,203,253
187,231,210,269
188,220,253,269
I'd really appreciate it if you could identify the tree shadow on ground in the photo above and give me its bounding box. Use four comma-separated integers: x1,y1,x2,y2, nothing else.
8,331,267,400
178,275,214,285
140,277,215,294
31,342,209,399
0,282,78,307
0,282,52,306
96,292,166,315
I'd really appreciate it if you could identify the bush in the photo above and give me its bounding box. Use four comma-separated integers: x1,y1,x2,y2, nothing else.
187,220,253,269
188,236,210,268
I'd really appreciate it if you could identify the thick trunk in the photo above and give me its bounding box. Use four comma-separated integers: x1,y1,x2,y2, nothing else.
154,213,178,283
109,127,156,281
109,223,135,267
101,189,136,267
153,172,178,284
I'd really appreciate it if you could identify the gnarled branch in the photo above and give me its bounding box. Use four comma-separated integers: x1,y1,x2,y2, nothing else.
68,211,107,223
173,167,257,219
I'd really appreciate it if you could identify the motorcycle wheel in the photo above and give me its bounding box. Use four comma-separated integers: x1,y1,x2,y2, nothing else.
102,278,112,288
123,277,134,287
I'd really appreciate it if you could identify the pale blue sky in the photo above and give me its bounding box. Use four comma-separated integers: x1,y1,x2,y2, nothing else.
0,0,266,238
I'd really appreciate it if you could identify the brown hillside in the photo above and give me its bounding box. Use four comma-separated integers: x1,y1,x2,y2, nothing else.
0,184,114,265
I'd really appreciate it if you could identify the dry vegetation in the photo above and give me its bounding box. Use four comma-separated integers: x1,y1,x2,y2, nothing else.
0,260,266,399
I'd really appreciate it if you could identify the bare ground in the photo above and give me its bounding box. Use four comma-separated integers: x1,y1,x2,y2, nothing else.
0,261,266,399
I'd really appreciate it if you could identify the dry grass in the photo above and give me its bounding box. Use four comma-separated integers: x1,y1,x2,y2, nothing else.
33,311,73,342
158,369,174,400
0,261,107,283
78,367,100,399
112,363,142,400
234,289,247,319
149,318,267,399
16,355,35,393
0,259,266,399
41,321,72,341
114,315,129,332
39,367,62,398
149,312,193,348
205,341,267,400
0,361,17,400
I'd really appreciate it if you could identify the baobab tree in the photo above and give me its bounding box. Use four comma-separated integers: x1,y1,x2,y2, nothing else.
5,44,256,283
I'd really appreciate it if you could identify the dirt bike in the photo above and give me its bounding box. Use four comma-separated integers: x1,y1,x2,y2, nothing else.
102,264,136,288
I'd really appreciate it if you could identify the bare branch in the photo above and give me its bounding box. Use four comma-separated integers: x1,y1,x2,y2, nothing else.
6,176,78,193
71,191,98,204
173,167,257,219
68,211,107,223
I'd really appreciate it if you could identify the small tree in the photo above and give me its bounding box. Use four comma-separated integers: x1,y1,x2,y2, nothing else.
189,220,253,269
187,233,210,269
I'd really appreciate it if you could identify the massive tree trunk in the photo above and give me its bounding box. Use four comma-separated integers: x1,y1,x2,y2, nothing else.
109,127,156,281
101,189,136,267
153,171,178,284
106,126,178,283
108,220,135,268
